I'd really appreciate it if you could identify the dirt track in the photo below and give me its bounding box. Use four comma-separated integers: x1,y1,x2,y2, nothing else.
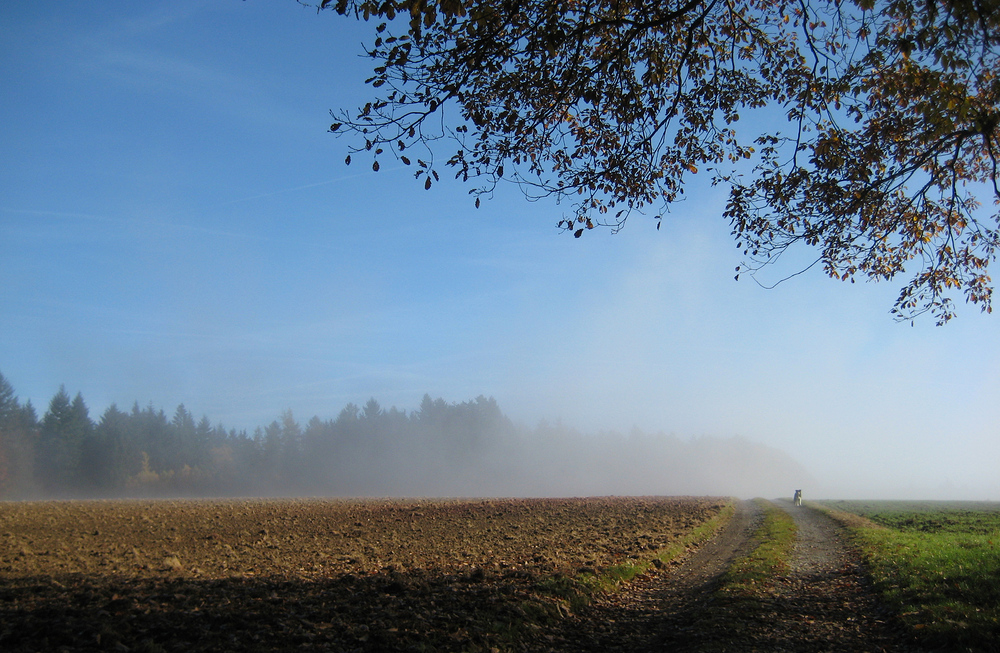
550,500,921,652
549,499,763,651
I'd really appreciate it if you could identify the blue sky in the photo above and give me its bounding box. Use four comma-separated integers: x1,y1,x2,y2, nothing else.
2,1,998,499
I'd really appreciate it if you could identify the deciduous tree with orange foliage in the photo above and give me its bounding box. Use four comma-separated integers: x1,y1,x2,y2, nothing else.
321,0,999,323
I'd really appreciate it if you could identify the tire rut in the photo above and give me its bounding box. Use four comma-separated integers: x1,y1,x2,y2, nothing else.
538,499,763,652
537,499,924,652
722,500,918,652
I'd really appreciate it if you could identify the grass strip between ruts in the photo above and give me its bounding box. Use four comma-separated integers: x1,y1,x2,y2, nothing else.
715,498,797,599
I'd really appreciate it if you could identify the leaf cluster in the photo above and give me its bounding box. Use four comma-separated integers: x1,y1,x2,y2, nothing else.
322,0,999,322
727,0,1000,323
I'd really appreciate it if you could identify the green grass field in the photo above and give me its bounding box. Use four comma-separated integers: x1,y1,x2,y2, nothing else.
818,500,1000,651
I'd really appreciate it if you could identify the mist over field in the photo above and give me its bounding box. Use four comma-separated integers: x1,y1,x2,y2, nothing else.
0,375,812,500
4,368,992,502
2,3,998,505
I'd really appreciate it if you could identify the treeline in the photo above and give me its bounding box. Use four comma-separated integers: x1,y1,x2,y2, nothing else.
0,370,812,499
0,370,519,498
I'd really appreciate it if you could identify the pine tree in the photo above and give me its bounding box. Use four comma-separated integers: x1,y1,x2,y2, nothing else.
37,386,92,494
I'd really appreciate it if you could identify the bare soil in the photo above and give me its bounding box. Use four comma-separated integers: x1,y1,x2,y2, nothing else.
0,496,726,652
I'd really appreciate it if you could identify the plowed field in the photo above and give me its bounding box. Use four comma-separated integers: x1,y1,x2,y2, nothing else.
0,496,729,652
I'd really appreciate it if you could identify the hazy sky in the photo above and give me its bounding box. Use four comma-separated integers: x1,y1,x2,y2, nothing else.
2,2,998,500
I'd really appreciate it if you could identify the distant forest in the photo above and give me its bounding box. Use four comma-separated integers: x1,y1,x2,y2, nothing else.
0,370,810,500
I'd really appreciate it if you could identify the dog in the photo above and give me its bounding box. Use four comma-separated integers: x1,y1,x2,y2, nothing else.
793,489,802,506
